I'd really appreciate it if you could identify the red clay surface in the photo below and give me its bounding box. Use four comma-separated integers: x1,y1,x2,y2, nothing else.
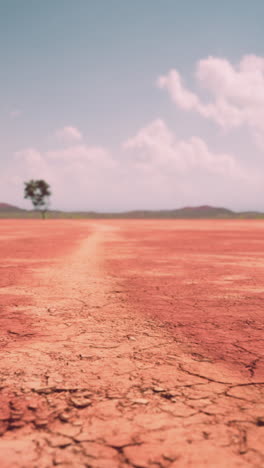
0,220,263,467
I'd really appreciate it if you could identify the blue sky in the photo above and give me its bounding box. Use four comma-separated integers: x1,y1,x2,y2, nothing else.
1,0,264,211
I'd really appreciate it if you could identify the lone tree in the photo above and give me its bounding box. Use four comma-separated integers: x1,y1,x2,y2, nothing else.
24,179,51,219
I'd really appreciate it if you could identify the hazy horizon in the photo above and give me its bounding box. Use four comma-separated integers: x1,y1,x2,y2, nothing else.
1,200,263,215
1,1,264,212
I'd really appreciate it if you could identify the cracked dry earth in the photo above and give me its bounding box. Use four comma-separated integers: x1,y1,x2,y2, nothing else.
0,220,263,468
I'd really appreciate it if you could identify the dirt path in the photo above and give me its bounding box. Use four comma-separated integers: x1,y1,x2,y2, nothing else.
0,220,263,467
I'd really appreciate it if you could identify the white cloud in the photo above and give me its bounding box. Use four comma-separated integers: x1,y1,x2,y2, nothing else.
157,55,264,142
158,70,200,111
46,144,115,168
14,148,52,180
56,126,82,142
8,138,117,211
121,119,261,211
123,119,243,177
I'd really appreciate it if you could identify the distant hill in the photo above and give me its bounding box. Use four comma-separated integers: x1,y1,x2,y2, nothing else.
0,203,25,213
171,205,234,219
0,203,263,219
101,205,235,219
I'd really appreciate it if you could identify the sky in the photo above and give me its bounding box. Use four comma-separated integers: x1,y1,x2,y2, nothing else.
1,0,264,212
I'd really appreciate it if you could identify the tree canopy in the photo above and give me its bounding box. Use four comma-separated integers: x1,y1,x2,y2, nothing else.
24,179,51,218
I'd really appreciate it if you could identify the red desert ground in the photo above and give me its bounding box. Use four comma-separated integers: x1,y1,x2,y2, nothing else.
0,219,263,467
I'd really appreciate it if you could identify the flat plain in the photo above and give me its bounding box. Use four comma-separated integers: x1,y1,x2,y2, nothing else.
0,219,263,467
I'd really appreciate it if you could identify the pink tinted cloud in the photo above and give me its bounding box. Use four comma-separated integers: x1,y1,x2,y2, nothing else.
157,55,264,140
56,126,82,142
46,144,113,167
123,119,243,177
157,70,200,110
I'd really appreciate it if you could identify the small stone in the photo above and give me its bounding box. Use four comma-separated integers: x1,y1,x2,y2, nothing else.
28,402,38,411
132,399,149,405
160,392,177,400
153,386,165,393
256,417,264,427
59,411,71,422
82,392,92,398
70,397,92,409
35,419,48,427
